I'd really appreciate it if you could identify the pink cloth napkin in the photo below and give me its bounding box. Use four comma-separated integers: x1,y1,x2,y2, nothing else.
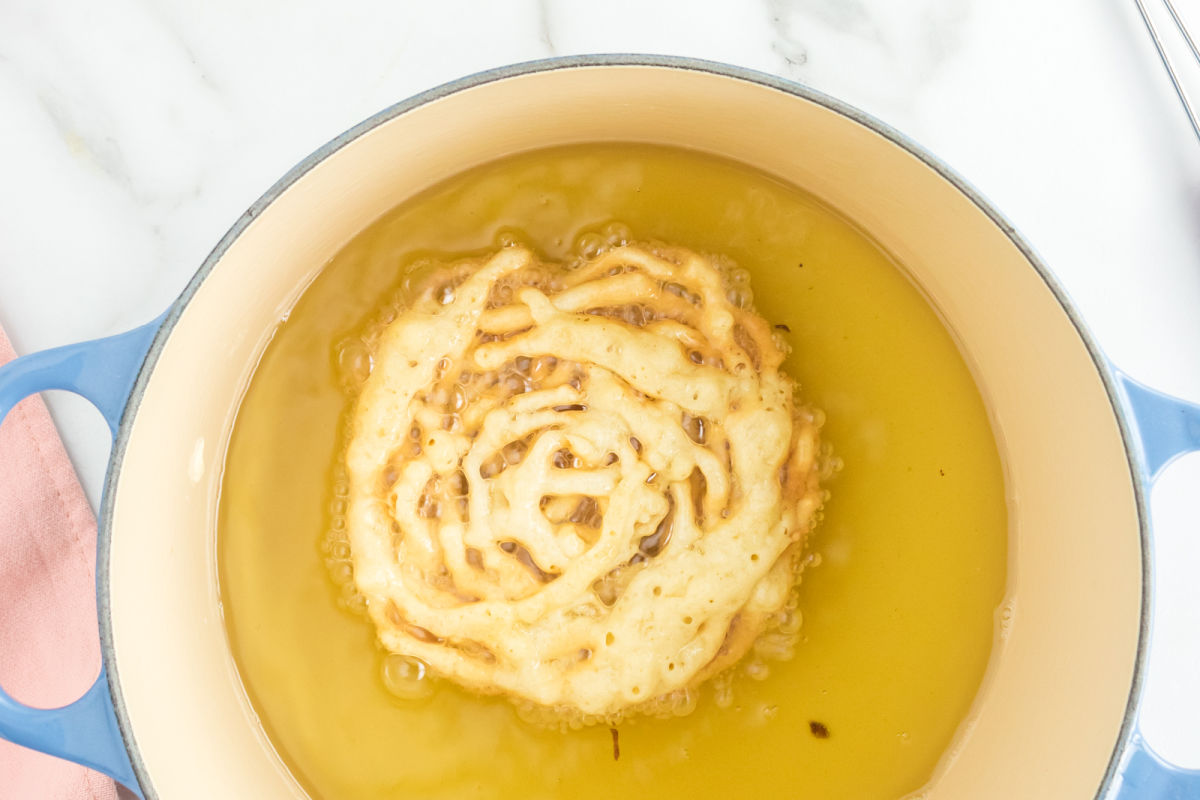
0,326,118,800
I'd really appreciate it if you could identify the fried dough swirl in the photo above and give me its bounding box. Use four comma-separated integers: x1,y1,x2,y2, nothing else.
345,242,822,720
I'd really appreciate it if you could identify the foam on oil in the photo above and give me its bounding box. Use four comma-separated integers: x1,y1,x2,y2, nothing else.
218,144,1008,800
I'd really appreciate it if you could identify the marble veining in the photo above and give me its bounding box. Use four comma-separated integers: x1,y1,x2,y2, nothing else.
767,0,972,110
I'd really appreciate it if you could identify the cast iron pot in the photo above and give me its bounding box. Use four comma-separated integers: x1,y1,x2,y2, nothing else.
0,57,1198,799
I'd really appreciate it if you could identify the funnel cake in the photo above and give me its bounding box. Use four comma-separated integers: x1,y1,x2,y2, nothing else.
344,242,823,721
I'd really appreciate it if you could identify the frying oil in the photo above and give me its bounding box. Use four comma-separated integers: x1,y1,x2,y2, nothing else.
218,144,1008,800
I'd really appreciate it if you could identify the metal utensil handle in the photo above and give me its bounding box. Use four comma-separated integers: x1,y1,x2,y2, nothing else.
0,317,163,798
1134,0,1200,143
1110,370,1200,799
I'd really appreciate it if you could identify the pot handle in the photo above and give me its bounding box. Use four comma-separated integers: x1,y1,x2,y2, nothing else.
0,316,165,798
1110,370,1200,800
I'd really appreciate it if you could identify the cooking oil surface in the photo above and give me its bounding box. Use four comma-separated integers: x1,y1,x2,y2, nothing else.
218,144,1008,800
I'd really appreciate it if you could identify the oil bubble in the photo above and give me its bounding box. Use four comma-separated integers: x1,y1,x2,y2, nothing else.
602,221,632,246
343,592,367,616
382,654,435,701
336,339,373,386
777,609,803,636
712,673,735,709
726,288,752,309
576,232,605,259
330,562,353,586
743,658,770,681
754,631,795,661
671,687,698,717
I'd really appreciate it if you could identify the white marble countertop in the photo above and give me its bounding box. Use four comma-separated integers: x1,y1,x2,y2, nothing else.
2,0,1197,775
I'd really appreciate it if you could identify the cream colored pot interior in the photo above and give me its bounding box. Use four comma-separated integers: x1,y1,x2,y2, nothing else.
107,64,1141,799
